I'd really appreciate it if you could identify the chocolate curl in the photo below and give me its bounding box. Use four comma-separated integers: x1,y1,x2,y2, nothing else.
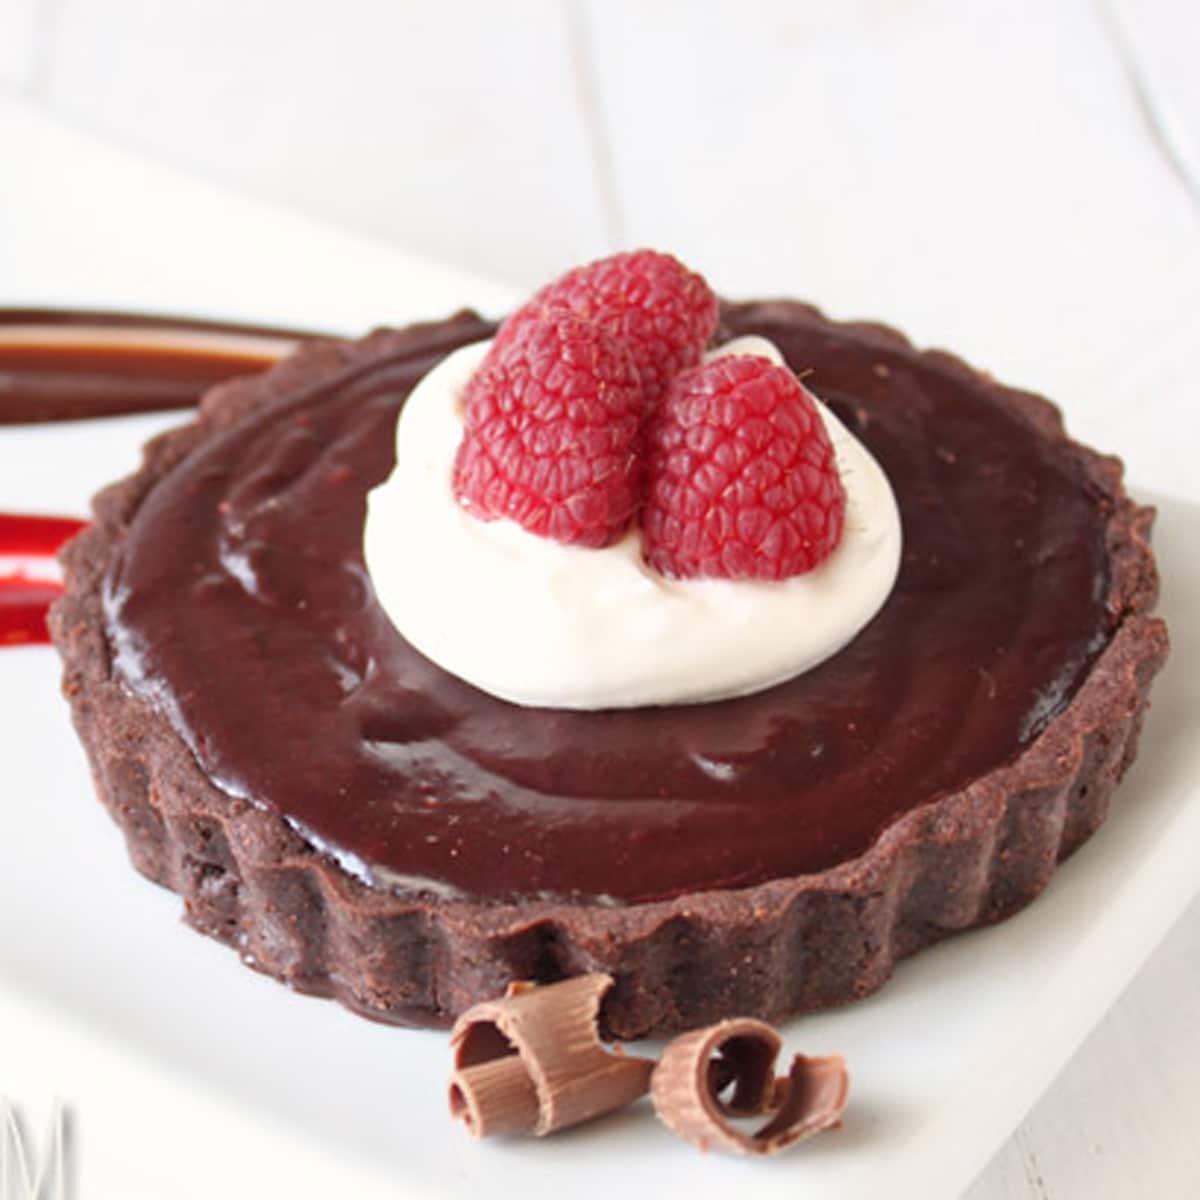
448,974,654,1138
650,1017,849,1156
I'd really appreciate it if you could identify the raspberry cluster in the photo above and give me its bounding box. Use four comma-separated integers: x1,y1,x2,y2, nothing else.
451,251,845,578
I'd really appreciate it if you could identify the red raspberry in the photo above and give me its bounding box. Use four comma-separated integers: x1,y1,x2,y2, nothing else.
642,355,846,580
452,313,642,547
494,250,718,403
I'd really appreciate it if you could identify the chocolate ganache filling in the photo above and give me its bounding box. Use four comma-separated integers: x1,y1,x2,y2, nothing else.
104,304,1114,903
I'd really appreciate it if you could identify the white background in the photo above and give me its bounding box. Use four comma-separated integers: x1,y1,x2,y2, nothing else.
1,2,1198,1197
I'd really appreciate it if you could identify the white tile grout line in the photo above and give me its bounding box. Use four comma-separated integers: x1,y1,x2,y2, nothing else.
563,0,628,253
1096,0,1200,217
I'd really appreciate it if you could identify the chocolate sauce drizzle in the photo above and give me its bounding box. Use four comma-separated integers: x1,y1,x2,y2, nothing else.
0,308,309,423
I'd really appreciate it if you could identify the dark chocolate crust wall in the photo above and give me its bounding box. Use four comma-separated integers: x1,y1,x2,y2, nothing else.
50,304,1169,1038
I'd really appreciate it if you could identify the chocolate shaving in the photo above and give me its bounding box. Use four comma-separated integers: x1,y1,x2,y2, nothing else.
448,973,654,1137
650,1018,848,1155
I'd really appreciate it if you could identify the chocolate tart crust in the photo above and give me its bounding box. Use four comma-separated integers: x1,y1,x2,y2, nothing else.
50,305,1169,1039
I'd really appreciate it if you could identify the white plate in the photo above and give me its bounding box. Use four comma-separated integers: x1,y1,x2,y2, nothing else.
2,96,1197,1200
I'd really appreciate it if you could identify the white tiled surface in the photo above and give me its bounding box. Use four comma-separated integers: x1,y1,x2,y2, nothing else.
37,0,610,287
2,2,1199,1196
0,0,38,89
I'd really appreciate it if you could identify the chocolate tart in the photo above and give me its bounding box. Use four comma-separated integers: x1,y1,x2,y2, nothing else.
50,302,1168,1039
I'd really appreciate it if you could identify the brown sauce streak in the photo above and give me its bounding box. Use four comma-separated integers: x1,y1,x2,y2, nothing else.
0,308,316,424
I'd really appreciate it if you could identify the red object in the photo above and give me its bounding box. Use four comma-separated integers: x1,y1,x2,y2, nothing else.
0,512,87,556
642,356,846,580
453,314,643,547
0,576,64,645
493,250,718,403
0,511,86,646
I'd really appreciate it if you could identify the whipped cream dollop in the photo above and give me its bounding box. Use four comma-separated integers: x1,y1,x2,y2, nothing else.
364,336,902,710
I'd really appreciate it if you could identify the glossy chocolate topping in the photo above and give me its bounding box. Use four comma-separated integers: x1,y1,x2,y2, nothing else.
104,305,1115,903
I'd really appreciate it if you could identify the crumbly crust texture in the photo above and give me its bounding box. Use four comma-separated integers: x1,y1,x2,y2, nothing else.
50,305,1169,1039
